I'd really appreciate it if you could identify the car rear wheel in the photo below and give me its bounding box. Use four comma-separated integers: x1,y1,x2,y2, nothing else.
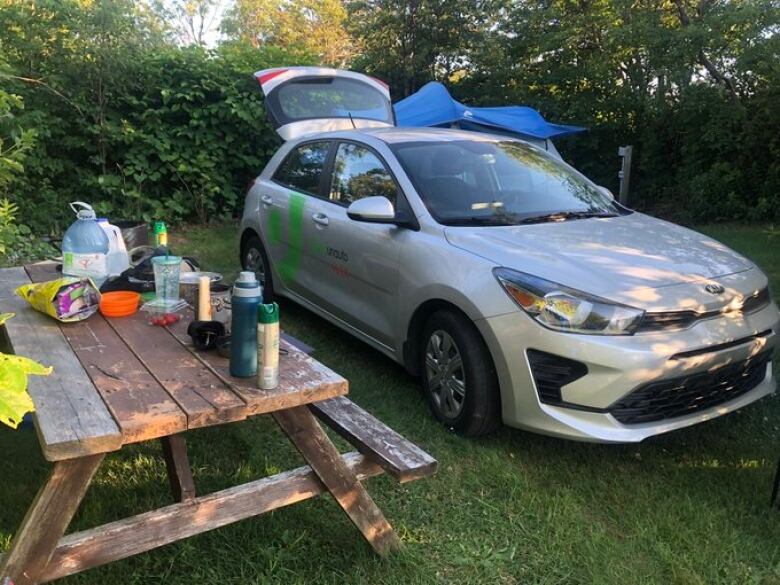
421,310,501,436
240,233,274,302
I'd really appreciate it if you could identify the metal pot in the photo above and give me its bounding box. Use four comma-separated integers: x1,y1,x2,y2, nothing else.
194,283,232,332
179,272,223,306
113,221,149,249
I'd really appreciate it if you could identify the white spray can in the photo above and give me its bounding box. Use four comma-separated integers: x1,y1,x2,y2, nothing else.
257,302,280,390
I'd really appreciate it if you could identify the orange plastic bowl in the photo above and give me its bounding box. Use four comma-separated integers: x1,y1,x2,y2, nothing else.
100,291,140,318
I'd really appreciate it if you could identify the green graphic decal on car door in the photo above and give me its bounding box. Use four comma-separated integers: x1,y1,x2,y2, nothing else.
268,192,306,282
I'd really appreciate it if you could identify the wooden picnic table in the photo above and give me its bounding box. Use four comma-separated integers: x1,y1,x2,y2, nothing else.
0,263,436,585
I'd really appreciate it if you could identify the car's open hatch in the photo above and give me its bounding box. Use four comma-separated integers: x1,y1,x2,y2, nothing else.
255,67,395,141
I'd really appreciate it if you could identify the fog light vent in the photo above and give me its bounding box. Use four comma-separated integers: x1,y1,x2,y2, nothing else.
527,350,588,404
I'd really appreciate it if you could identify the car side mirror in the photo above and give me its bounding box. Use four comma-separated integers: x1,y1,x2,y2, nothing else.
598,185,615,200
347,196,397,223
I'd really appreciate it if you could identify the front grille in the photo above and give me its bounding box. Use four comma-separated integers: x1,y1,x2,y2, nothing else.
639,311,698,332
609,351,772,425
742,287,771,314
527,350,588,404
638,286,771,333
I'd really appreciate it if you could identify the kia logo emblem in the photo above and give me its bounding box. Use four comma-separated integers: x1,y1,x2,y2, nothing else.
704,283,725,294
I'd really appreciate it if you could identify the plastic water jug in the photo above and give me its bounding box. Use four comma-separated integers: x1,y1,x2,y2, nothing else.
230,271,263,377
62,202,110,286
97,218,130,276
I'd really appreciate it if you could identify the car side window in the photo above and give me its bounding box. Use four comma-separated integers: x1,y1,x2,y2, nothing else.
330,143,397,206
274,141,330,195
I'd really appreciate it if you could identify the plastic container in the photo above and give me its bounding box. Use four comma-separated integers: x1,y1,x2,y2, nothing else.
151,256,182,301
97,218,130,276
62,202,110,286
99,291,140,318
141,298,187,326
230,271,262,378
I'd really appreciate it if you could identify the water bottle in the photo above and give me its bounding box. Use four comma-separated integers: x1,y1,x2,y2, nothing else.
97,218,130,276
62,202,110,286
154,221,168,248
230,271,263,377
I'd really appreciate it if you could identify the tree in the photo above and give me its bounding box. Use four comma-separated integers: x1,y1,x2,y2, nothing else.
348,0,495,97
222,0,356,66
0,57,35,193
151,0,226,46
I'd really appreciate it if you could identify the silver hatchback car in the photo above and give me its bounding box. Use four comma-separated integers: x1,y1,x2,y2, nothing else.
240,67,779,441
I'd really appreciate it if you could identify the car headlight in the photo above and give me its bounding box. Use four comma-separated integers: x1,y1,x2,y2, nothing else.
493,268,645,335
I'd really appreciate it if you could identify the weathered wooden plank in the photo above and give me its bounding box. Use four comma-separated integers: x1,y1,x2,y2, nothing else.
312,397,438,483
167,313,348,416
274,406,401,556
0,454,104,585
62,316,187,444
0,266,122,461
22,262,61,283
107,313,248,429
39,452,383,583
160,434,196,502
25,261,248,431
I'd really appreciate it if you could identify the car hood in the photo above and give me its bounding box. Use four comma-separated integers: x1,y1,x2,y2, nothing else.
444,213,753,298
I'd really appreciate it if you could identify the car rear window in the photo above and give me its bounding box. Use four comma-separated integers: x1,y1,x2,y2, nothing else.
272,77,393,125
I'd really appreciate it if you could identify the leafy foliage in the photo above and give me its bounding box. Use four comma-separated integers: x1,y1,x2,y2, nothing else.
0,0,778,235
349,0,780,222
0,0,307,232
223,0,355,66
0,54,36,192
0,198,54,267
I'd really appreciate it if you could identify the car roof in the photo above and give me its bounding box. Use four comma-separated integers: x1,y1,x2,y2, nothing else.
305,126,511,145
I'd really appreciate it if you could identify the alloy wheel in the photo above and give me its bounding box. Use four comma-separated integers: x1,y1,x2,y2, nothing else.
425,330,466,419
244,247,266,284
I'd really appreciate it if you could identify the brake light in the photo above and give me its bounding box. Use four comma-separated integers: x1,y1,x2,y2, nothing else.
256,69,288,86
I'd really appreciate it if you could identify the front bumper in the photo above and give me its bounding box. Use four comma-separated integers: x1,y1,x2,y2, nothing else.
476,301,779,442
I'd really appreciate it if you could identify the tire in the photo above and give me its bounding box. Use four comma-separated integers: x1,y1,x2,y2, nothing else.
240,233,275,302
420,310,501,437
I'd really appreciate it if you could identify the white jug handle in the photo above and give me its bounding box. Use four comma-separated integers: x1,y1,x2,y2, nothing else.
110,225,127,251
70,201,93,215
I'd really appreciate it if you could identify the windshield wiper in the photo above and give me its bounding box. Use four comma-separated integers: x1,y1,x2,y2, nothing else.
441,217,518,226
517,211,619,225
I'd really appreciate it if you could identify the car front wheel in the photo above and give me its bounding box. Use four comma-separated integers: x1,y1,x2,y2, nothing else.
421,310,501,437
240,233,274,302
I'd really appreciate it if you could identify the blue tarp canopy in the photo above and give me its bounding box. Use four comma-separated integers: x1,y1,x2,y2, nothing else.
393,82,585,140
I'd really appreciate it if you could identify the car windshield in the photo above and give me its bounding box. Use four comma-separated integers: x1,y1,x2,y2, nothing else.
391,139,626,225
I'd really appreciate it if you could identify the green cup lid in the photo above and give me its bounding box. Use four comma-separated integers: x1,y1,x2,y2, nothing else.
258,302,279,324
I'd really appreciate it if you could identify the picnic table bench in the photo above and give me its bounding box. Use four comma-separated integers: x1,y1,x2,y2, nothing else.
0,263,436,585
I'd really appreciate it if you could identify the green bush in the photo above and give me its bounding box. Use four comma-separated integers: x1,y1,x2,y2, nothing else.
0,198,54,267
7,45,305,232
1,1,312,233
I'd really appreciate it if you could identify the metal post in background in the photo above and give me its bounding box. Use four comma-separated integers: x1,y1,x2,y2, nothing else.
618,145,633,206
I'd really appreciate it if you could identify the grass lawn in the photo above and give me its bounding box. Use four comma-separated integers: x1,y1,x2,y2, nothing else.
2,223,780,584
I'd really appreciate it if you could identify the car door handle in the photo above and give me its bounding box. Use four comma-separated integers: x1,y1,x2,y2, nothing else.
260,195,275,206
312,213,329,227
